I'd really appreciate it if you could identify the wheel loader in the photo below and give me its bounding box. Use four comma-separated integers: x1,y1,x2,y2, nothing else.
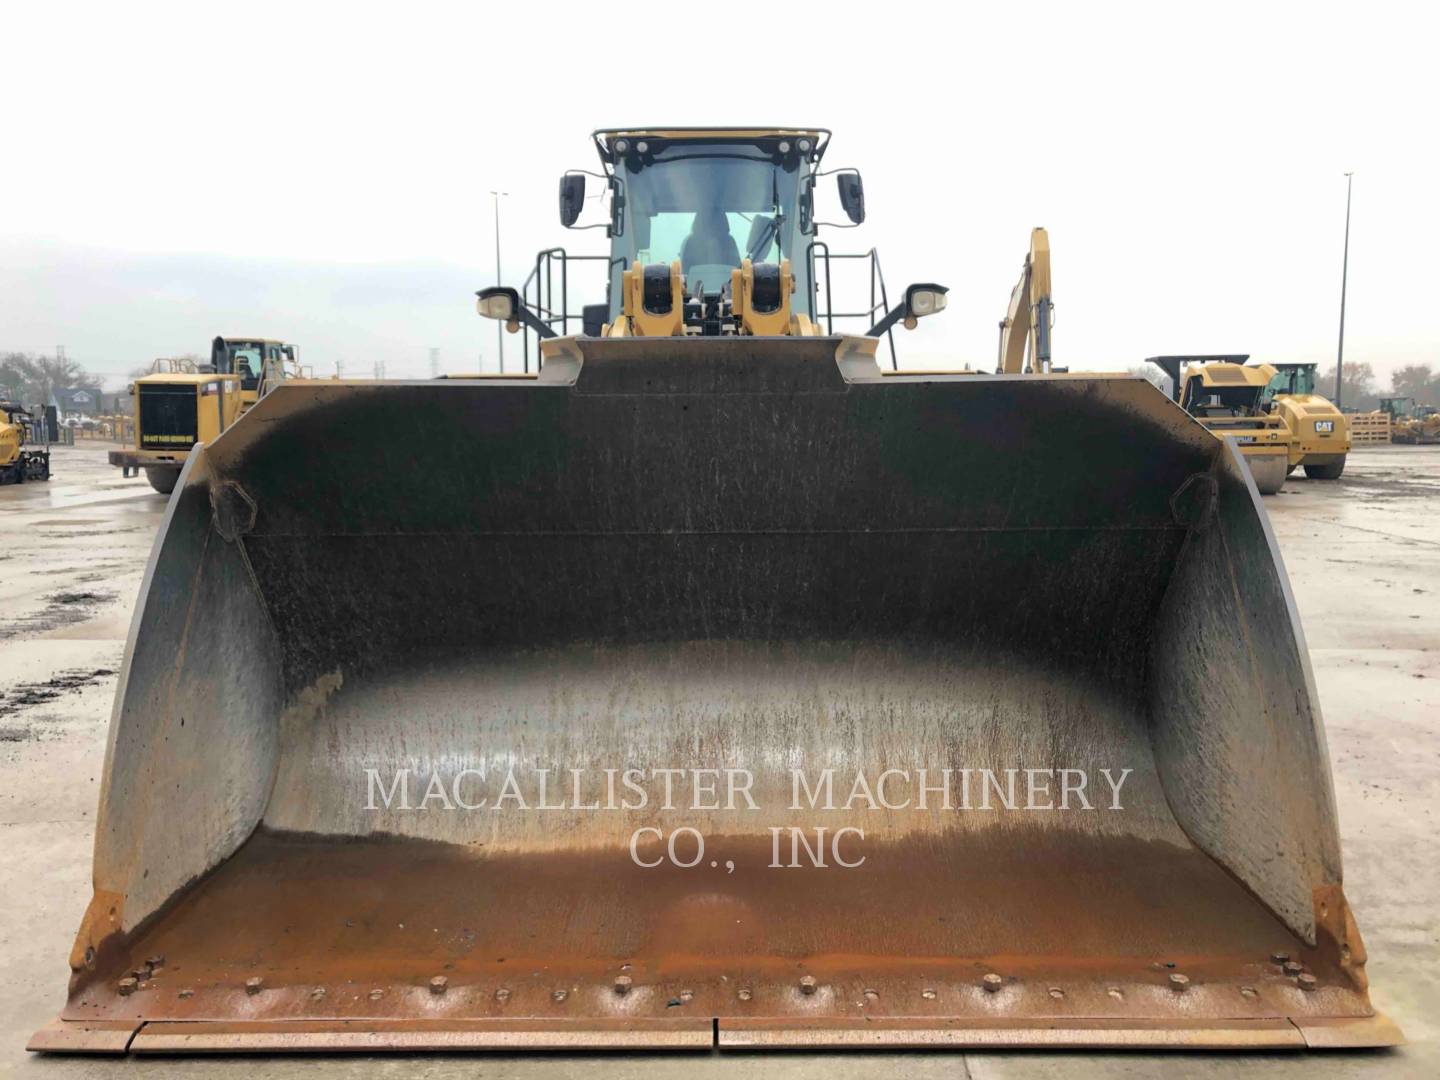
33,127,1397,1055
0,399,51,484
1381,396,1440,444
109,339,300,494
1147,356,1293,495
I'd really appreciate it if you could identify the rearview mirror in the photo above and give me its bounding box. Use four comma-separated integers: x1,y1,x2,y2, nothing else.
558,174,586,228
837,172,865,224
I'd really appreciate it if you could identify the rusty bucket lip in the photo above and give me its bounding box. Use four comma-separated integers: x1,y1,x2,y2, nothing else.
30,1013,1403,1054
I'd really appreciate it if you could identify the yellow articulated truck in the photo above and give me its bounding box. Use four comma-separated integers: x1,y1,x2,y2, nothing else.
1,399,50,484
1149,356,1293,494
33,127,1397,1055
110,338,300,494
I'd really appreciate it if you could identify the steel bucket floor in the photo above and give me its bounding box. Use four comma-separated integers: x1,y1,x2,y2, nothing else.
57,825,1382,1049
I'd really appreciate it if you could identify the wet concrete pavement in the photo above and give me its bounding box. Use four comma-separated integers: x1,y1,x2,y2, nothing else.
0,443,1435,1078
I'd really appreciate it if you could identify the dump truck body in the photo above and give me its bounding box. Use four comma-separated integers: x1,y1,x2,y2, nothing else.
34,335,1395,1053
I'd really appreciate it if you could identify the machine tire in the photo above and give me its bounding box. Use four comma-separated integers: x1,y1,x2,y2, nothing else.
1304,459,1346,480
145,467,180,495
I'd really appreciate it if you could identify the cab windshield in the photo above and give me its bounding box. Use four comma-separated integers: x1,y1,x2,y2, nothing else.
1267,366,1317,396
615,150,804,301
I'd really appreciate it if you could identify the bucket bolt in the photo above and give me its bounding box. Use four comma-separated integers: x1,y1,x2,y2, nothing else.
244,977,264,996
117,977,137,997
429,976,448,996
1282,960,1304,976
982,973,1003,993
1168,973,1190,992
1270,951,1290,964
613,975,632,996
1297,973,1318,991
799,975,818,995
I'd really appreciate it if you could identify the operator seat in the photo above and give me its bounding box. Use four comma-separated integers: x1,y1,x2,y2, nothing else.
680,207,740,274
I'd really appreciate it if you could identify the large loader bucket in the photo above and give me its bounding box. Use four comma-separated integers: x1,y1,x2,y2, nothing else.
34,337,1396,1054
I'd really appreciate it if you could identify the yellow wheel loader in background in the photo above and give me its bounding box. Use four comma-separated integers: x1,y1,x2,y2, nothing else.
1381,396,1440,444
109,338,301,494
1,399,51,484
1265,362,1350,478
1148,356,1293,495
33,127,1396,1055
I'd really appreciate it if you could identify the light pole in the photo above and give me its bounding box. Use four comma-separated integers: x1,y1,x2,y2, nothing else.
490,190,509,373
1335,172,1354,409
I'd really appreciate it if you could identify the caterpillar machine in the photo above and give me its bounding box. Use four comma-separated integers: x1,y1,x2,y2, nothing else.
1147,356,1293,494
34,127,1397,1054
1,399,51,484
1381,396,1440,444
109,339,300,494
1264,363,1350,478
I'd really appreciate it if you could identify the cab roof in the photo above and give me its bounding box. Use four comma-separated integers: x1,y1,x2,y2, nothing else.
1186,362,1278,388
592,127,830,166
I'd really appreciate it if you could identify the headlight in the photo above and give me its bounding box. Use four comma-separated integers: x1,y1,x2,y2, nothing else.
909,289,947,317
476,291,515,321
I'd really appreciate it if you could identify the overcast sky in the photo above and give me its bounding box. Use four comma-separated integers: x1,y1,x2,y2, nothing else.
3,1,1436,389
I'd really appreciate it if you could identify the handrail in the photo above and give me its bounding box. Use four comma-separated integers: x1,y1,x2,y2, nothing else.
806,242,898,369
518,249,624,372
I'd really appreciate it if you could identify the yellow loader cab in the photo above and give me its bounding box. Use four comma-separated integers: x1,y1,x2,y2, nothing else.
1,399,51,484
110,338,300,494
1150,355,1292,495
1265,363,1350,478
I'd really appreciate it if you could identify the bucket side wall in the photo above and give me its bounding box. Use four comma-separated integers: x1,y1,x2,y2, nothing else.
1148,443,1344,944
92,449,285,930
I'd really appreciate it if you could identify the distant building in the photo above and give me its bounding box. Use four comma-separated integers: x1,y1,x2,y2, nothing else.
50,387,102,426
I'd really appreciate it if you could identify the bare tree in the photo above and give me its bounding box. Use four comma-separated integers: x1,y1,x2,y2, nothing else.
1318,362,1379,412
0,351,103,406
1390,363,1440,404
